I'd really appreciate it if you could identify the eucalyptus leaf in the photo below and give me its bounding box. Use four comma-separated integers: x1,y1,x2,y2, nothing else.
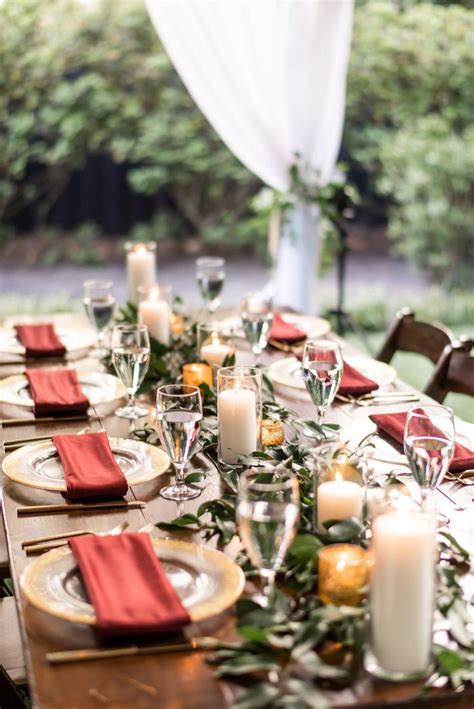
232,682,280,709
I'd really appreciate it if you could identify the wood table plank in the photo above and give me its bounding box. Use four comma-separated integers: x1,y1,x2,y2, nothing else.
0,318,472,708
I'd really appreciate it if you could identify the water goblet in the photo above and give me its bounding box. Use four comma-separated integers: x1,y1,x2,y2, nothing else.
240,293,273,364
404,404,455,510
156,384,203,501
196,257,226,315
237,468,299,607
83,279,115,358
112,324,150,419
301,340,343,428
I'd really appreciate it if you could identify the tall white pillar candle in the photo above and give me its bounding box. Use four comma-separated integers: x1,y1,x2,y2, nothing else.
370,511,436,675
201,341,233,367
317,478,363,532
218,388,257,464
127,246,156,304
138,298,170,345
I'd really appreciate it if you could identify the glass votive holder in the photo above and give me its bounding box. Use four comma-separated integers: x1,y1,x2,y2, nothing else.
217,366,262,466
137,284,172,346
262,419,285,448
171,313,185,337
318,543,368,606
182,363,213,389
197,322,235,369
124,241,157,305
312,442,365,533
364,504,437,682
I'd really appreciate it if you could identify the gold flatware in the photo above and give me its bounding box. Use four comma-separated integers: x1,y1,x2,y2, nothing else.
17,500,146,517
24,521,129,554
336,393,419,407
22,529,93,549
47,637,221,664
359,390,417,400
1,415,91,427
4,426,90,452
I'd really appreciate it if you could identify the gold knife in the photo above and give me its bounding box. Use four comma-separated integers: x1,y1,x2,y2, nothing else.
17,500,146,516
47,637,221,664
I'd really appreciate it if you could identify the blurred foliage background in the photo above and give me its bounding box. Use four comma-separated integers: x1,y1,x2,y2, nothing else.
0,0,472,289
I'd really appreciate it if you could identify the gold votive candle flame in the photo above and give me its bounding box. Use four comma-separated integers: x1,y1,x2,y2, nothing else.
182,363,213,388
262,419,285,448
318,543,368,607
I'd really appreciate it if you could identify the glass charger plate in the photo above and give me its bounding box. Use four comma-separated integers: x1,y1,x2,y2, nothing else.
20,538,245,625
268,355,397,391
221,313,331,340
0,325,96,355
0,372,127,409
2,437,170,491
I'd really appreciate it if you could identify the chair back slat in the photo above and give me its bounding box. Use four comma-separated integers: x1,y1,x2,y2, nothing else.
425,347,474,403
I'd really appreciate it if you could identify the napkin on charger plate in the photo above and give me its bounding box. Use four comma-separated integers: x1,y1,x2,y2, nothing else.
370,411,474,473
25,368,90,417
69,532,191,637
15,323,66,358
297,351,379,397
53,431,128,500
270,313,306,343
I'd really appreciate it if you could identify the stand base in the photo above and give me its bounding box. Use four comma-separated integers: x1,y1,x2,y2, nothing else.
160,483,201,501
114,403,149,420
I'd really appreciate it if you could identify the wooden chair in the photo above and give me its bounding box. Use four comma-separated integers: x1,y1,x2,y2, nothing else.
425,344,474,403
376,307,472,364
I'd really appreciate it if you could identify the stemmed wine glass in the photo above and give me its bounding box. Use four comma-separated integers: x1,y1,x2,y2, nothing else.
301,340,343,427
156,384,203,501
112,324,150,419
83,280,115,358
240,293,274,364
196,257,226,316
237,468,299,607
404,404,455,509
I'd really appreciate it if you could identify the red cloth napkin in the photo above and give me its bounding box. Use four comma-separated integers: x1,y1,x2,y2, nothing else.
69,532,191,637
25,368,90,417
339,360,378,396
270,313,306,343
52,431,128,500
370,411,474,473
15,324,66,358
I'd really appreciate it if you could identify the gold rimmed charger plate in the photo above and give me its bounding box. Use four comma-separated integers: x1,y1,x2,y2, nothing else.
20,538,245,625
268,355,397,391
0,325,96,355
0,372,127,409
2,437,170,492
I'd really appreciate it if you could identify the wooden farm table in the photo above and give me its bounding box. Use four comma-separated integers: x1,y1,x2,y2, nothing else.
0,313,473,709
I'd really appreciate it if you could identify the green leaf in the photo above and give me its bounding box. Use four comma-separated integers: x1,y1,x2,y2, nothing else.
184,471,207,484
323,518,364,543
232,683,280,709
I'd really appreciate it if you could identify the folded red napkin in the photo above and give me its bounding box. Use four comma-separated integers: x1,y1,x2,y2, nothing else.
270,313,306,343
15,323,66,358
25,368,90,417
69,532,191,637
339,361,378,396
370,411,474,473
52,431,128,500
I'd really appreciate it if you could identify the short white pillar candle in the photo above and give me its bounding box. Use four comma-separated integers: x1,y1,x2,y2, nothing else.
218,387,257,465
127,244,156,304
201,340,233,367
370,510,436,675
317,477,363,532
138,292,170,345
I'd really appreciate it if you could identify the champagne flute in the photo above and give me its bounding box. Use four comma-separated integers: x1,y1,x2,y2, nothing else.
83,280,115,358
112,324,150,419
196,257,226,315
237,469,299,607
240,293,273,364
302,340,343,427
404,404,455,509
156,384,203,501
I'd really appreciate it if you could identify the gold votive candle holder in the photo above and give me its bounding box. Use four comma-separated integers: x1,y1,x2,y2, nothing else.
182,363,213,388
171,313,185,337
318,543,368,607
262,419,285,448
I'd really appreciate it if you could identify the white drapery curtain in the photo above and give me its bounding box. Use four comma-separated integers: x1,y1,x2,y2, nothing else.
146,0,354,311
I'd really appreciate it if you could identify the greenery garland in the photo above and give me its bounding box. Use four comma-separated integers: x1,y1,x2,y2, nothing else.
118,303,473,706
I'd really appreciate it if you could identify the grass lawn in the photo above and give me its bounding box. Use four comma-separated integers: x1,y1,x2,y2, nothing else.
346,328,474,423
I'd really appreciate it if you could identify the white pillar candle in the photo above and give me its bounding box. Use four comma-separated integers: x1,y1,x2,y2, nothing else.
370,511,436,675
317,478,363,532
138,297,170,345
201,341,233,367
218,388,257,464
127,246,156,304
